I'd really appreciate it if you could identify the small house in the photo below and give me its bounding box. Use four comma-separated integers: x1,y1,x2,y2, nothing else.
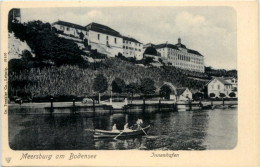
176,88,192,101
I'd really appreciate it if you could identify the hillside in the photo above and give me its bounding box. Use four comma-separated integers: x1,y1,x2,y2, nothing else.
7,21,237,100
8,32,35,60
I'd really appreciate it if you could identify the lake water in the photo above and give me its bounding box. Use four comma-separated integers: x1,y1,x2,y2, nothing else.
9,108,237,150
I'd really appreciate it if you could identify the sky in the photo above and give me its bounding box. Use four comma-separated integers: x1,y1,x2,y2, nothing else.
20,7,237,70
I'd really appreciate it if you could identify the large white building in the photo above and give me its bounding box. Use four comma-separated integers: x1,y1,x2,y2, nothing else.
52,21,144,58
123,36,143,60
155,38,205,72
85,22,124,57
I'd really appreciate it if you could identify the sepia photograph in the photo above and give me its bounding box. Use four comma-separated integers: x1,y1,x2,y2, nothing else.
7,6,238,150
1,1,259,167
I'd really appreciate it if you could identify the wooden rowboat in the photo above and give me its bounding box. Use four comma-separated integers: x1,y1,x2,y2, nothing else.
94,125,150,139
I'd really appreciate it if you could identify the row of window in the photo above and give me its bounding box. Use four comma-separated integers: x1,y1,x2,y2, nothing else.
123,52,141,57
176,65,204,72
97,34,118,44
60,25,70,31
123,40,141,46
174,63,203,69
123,46,141,51
178,54,190,62
211,85,232,90
166,55,203,65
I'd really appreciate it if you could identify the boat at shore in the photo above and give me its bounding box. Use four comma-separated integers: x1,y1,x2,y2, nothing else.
93,125,150,139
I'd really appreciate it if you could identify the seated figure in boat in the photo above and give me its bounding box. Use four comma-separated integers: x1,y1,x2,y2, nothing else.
136,119,143,130
112,124,120,132
123,123,132,132
131,119,143,130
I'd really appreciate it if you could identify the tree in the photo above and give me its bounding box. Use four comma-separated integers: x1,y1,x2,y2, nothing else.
143,57,154,65
79,32,84,40
126,82,139,103
229,92,236,98
112,78,126,94
219,93,226,98
20,50,33,62
83,39,88,48
159,85,172,99
93,74,108,103
193,92,204,101
8,59,27,73
143,46,157,56
139,78,156,95
209,93,215,98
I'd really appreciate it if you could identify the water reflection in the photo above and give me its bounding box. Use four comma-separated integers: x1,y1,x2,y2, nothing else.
9,108,237,150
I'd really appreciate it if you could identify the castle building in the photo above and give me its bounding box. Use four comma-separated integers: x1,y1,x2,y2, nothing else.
52,20,87,39
155,38,205,73
85,22,124,57
123,36,143,60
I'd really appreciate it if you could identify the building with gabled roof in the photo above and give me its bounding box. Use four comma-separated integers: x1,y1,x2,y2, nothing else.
155,38,205,73
52,20,87,39
85,22,124,57
86,22,121,37
176,88,192,101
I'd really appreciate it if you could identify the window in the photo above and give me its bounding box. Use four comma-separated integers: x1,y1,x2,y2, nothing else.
123,46,125,49
114,38,117,44
97,34,100,40
106,36,109,40
218,85,220,89
123,40,125,43
126,46,128,49
67,27,70,31
106,41,109,45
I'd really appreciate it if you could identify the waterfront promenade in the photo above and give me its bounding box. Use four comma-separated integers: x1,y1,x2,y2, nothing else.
8,99,237,114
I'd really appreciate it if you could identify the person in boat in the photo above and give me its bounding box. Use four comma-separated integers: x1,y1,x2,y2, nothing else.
123,123,132,132
131,119,143,130
136,119,143,130
112,124,120,132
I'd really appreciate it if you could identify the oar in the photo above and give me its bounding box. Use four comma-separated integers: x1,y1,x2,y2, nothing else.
140,126,148,136
113,131,124,140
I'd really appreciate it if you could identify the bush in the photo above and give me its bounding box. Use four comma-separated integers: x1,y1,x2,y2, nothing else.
144,46,157,56
209,93,216,98
229,92,236,98
9,21,88,68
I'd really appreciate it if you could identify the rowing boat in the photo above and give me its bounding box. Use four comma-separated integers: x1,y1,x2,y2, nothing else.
93,125,150,139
